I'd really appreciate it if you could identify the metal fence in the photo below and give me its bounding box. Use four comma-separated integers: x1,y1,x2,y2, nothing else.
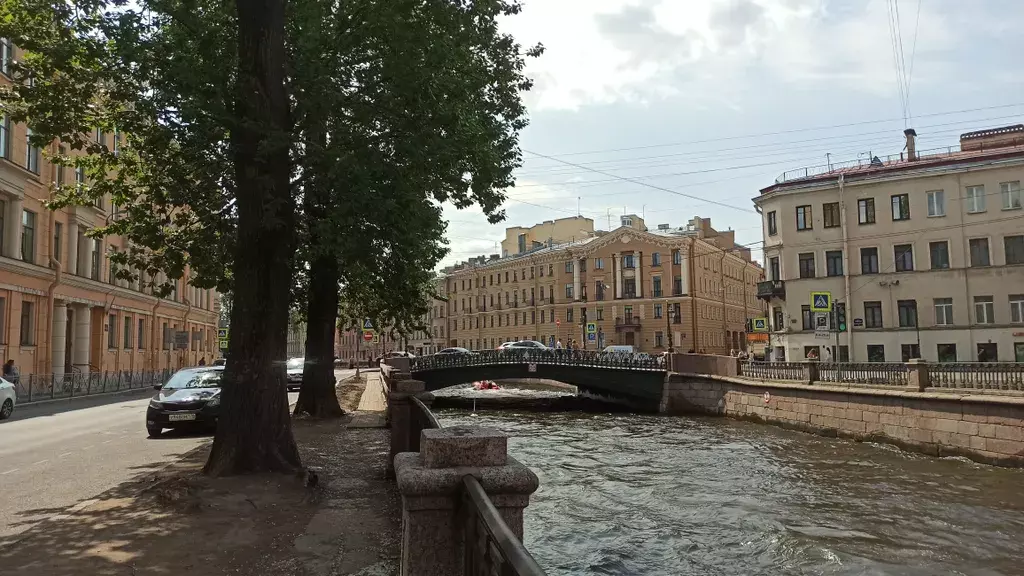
411,348,665,372
12,369,172,404
817,362,909,386
739,361,804,381
927,363,1024,391
463,475,547,576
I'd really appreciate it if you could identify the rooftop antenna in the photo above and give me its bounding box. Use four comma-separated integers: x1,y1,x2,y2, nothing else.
577,196,581,217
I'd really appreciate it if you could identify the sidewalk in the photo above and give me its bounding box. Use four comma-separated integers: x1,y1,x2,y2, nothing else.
0,375,399,576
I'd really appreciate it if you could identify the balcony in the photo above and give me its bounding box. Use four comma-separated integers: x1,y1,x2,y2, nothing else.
614,316,641,331
756,280,786,301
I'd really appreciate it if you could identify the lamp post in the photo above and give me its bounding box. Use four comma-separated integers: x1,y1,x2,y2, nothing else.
666,305,675,351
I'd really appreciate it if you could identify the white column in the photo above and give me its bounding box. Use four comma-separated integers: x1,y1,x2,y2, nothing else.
67,221,79,274
572,261,581,301
77,233,90,276
3,196,23,259
51,302,68,375
679,253,689,295
72,304,91,374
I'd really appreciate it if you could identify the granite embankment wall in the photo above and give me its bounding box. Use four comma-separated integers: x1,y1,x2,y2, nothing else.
662,374,1024,467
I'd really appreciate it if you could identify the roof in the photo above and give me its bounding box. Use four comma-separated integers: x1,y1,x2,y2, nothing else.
761,143,1024,195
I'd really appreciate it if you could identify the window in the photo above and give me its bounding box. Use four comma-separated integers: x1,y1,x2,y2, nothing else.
768,256,780,281
25,127,40,173
974,296,994,324
0,114,9,159
1005,235,1024,265
767,211,778,236
655,331,664,348
21,210,35,263
673,250,681,265
0,37,11,76
937,343,957,363
95,127,105,146
162,322,169,350
595,257,604,270
548,264,553,276
969,238,990,267
858,198,875,224
53,222,62,264
901,344,921,362
0,296,5,344
1010,295,1024,324
926,190,945,217
107,314,117,348
108,246,118,284
795,205,812,230
934,298,953,326
897,300,918,328
540,310,545,324
893,244,914,272
798,252,815,278
864,301,883,328
825,250,843,277
860,247,879,274
138,318,145,349
866,344,886,362
772,307,784,331
75,166,85,191
652,276,662,297
623,254,635,269
823,202,840,228
965,185,986,213
891,194,910,221
673,276,683,295
929,241,949,269
654,303,663,319
565,284,574,299
596,308,603,321
20,301,35,345
566,308,574,323
564,261,573,273
801,305,813,330
652,252,661,266
1001,181,1022,210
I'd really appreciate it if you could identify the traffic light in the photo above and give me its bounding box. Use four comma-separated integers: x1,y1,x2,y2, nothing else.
834,302,847,332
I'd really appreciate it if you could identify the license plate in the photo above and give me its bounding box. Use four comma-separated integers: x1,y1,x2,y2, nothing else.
168,413,196,422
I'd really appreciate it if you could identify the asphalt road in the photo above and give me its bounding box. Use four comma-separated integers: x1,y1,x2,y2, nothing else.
0,369,356,540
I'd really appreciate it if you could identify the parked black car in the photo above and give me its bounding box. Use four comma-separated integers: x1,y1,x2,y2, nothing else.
146,366,224,437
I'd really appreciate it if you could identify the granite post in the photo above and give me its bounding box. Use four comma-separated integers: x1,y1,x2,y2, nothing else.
907,359,929,391
394,427,540,576
387,378,426,479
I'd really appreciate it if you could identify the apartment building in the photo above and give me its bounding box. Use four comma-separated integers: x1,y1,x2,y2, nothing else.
1,38,220,376
756,124,1024,363
501,215,594,257
443,215,764,354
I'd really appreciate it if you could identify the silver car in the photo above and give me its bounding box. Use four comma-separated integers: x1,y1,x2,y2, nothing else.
0,376,17,420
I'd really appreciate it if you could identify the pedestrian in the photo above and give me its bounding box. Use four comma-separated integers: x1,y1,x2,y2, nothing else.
978,347,989,362
822,347,832,363
556,339,563,349
198,357,206,366
3,359,19,384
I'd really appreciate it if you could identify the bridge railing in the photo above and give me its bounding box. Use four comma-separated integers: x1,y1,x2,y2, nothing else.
382,362,546,576
411,348,666,372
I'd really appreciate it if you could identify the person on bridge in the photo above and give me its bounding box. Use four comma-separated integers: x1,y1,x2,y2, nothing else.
556,339,563,350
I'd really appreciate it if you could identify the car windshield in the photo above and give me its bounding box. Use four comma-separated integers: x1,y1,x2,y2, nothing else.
163,370,222,390
286,358,304,369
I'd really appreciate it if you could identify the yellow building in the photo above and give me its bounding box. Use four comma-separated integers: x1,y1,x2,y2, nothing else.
443,216,764,354
1,39,220,377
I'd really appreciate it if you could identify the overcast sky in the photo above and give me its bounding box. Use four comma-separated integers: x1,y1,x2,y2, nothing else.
440,0,1024,268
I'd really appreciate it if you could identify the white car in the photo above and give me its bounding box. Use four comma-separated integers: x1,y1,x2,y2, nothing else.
0,376,16,420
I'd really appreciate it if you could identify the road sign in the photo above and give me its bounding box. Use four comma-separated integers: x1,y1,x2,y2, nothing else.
815,313,829,329
751,317,768,332
853,318,864,327
217,328,228,339
556,319,561,326
810,291,832,312
814,327,831,340
587,332,596,341
372,334,381,344
586,322,597,334
219,338,228,349
362,319,375,331
362,331,373,342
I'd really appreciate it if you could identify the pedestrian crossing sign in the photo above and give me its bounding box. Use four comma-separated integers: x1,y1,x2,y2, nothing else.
752,318,768,332
586,322,597,334
810,291,832,312
362,319,375,331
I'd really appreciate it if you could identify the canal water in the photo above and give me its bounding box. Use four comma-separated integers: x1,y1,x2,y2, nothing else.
438,386,1024,575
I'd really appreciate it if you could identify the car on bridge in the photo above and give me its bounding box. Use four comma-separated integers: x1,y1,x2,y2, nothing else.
146,366,224,437
0,376,16,420
436,347,474,355
497,340,549,351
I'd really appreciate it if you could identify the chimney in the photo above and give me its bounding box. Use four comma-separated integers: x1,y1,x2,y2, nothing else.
904,128,917,161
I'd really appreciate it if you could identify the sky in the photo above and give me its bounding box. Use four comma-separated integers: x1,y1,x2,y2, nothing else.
438,0,1024,268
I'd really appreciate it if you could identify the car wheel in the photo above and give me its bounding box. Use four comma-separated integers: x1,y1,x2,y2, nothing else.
147,425,163,438
0,399,13,420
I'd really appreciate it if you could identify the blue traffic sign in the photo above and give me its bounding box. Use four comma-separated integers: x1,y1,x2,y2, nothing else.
810,291,832,312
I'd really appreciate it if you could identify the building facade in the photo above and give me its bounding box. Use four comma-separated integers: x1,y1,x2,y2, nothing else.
501,215,594,257
335,277,448,361
443,216,763,354
756,125,1024,363
1,39,220,377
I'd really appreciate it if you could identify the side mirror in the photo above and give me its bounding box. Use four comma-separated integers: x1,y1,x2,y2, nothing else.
153,384,162,390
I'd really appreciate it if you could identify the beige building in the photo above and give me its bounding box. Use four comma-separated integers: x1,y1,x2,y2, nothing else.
443,216,763,354
756,125,1024,363
336,276,448,360
501,215,594,257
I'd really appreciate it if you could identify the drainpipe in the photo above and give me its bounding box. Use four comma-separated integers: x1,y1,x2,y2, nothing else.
838,174,853,361
688,240,697,350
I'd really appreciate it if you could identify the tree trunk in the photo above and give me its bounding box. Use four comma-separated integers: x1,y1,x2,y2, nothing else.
204,0,300,476
294,254,343,417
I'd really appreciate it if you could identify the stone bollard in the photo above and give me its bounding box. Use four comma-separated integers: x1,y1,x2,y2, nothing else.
801,360,819,385
394,427,540,576
388,378,426,479
907,359,929,391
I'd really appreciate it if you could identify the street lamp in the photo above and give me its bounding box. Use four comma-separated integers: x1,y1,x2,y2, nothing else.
666,305,676,352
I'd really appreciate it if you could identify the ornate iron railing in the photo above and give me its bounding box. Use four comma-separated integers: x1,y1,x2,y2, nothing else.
463,475,547,576
927,363,1024,391
409,348,665,372
13,369,173,404
818,362,909,386
739,361,804,381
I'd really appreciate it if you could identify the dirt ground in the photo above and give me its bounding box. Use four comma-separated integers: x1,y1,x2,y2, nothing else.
0,376,400,576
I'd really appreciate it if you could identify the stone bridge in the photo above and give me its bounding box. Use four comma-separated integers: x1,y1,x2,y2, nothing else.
406,350,669,411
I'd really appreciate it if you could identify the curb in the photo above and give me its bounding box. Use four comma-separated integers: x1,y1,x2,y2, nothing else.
17,386,154,409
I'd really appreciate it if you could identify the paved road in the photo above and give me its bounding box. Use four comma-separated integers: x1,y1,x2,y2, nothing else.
0,369,356,539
